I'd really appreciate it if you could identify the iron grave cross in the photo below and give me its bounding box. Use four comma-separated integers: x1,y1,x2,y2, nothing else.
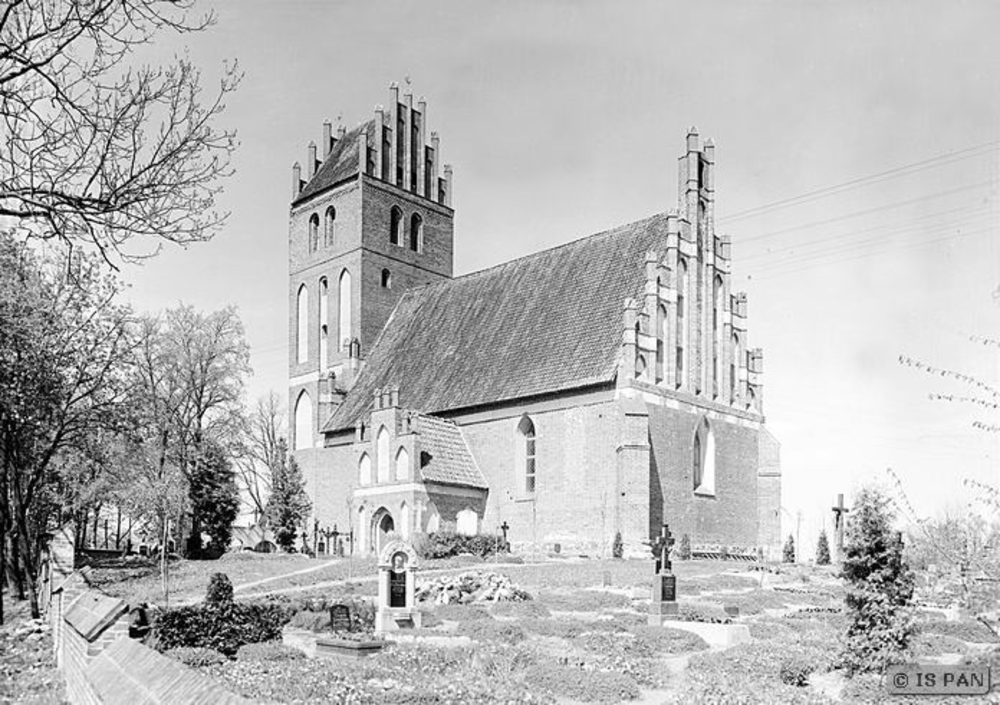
652,523,675,574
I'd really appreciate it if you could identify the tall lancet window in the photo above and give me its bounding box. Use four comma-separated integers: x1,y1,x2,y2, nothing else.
713,275,723,397
376,426,390,483
390,206,402,245
656,303,667,384
308,214,319,253
693,417,716,496
409,213,422,252
296,284,308,364
675,258,687,388
338,269,352,351
319,278,328,369
293,390,313,450
517,415,537,494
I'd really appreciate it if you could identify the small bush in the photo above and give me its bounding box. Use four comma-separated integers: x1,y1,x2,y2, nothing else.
164,646,227,667
779,656,815,686
235,642,306,662
612,532,623,559
783,534,796,563
205,573,234,605
678,602,731,624
678,533,692,560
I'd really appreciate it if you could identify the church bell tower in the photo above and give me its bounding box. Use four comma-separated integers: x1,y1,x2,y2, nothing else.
288,82,455,452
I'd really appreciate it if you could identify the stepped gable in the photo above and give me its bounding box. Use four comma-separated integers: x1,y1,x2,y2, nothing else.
293,120,374,205
414,414,487,489
324,212,670,431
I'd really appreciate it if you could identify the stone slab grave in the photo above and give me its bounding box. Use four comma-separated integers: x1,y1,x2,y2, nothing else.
375,538,422,634
316,602,387,659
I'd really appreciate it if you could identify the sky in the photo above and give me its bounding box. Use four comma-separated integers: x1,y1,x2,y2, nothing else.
124,1,1000,550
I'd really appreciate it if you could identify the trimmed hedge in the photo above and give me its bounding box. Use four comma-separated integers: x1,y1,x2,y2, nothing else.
153,600,287,657
416,530,507,559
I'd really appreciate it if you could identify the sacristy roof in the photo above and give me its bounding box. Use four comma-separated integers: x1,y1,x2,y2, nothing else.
413,414,488,489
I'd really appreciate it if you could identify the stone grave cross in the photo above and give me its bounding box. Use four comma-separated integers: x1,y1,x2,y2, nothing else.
652,523,675,575
832,493,850,562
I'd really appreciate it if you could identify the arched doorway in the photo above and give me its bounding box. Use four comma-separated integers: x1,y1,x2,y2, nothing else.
371,507,395,556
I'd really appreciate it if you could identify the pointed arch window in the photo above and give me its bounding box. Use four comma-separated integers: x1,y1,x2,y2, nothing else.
409,213,422,252
319,278,328,368
390,206,402,245
675,258,687,388
294,390,313,450
338,269,352,351
517,415,537,494
376,426,390,483
713,275,723,397
656,303,667,384
308,213,319,253
324,207,337,247
296,284,308,364
693,418,716,496
359,453,372,486
381,268,392,289
395,447,409,481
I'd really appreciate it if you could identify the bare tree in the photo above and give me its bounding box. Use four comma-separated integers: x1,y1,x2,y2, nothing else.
0,0,239,263
235,392,286,522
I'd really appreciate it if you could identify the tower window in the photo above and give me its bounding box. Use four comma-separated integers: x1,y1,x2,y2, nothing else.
294,390,313,450
517,415,537,494
319,277,328,368
338,269,352,351
296,284,308,364
381,268,392,289
359,453,371,486
409,213,422,252
390,206,402,245
324,207,336,247
656,303,667,384
675,258,687,388
308,213,319,253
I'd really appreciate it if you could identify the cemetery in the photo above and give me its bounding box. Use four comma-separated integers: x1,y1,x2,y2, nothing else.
8,506,1000,704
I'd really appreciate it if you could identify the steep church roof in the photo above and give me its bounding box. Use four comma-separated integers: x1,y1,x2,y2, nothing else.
324,213,671,431
414,415,488,489
293,120,375,206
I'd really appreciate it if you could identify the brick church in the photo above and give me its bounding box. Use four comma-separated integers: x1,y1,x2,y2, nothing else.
289,83,781,559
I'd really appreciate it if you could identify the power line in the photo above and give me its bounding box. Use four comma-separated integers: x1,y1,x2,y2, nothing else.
717,140,1000,224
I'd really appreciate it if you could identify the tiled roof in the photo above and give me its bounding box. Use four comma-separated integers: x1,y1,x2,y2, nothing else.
415,415,487,489
293,120,375,206
324,212,671,431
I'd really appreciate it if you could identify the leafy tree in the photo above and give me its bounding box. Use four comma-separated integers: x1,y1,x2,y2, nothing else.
0,0,239,263
816,529,831,565
840,486,915,675
783,533,796,563
188,441,240,557
0,236,133,619
265,443,311,552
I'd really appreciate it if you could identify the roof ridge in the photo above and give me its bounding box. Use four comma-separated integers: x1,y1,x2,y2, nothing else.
405,211,667,297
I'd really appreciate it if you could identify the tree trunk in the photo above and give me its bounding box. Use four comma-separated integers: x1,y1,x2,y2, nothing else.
160,516,170,607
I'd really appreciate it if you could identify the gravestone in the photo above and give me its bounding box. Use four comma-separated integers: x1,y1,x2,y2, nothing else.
375,539,422,634
648,523,679,625
330,603,352,632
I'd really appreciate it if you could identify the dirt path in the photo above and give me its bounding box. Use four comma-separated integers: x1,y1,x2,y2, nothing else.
231,558,344,592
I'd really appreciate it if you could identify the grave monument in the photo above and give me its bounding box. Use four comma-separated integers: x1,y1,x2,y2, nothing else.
648,522,679,625
375,538,422,633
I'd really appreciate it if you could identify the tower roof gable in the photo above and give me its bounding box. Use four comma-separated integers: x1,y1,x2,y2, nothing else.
323,213,670,431
293,120,374,206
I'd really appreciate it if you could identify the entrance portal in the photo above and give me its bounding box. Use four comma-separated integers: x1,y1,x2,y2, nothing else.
373,509,395,556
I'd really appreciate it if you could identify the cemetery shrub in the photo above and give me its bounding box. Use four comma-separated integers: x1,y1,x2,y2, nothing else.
612,531,624,559
417,530,507,559
205,573,234,605
678,533,692,560
678,602,732,624
840,486,916,675
163,646,227,667
235,642,306,662
779,655,816,686
783,534,796,563
153,600,288,657
816,529,831,565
